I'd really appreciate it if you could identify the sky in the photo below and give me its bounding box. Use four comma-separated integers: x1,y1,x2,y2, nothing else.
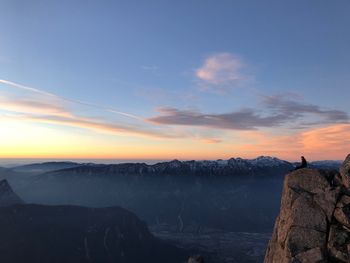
0,0,349,161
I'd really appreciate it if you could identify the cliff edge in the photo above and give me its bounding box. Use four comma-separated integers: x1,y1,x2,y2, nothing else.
264,154,350,263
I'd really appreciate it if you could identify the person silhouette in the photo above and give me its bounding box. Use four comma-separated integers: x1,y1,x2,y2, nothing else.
294,156,307,170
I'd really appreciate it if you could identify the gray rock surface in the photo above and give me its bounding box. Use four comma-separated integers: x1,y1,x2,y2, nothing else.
264,154,350,263
340,154,350,188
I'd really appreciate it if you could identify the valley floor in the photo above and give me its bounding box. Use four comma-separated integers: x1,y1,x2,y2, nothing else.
150,225,270,263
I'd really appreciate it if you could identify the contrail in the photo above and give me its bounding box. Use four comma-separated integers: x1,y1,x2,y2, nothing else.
0,79,56,97
0,79,143,121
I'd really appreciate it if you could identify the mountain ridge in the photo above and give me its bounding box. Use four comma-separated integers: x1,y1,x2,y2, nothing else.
30,156,342,178
0,179,24,206
40,156,294,177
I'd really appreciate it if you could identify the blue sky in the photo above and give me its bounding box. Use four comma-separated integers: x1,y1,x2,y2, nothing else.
0,0,349,160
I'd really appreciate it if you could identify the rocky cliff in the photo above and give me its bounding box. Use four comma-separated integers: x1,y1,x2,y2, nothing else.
0,180,189,263
264,154,350,263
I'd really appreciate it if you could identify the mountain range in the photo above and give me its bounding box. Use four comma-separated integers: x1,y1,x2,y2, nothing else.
5,156,342,178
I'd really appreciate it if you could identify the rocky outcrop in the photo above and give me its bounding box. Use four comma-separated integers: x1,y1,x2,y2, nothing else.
264,154,350,263
340,154,350,188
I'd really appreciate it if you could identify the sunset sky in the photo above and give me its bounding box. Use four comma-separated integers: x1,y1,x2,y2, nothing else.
0,1,349,161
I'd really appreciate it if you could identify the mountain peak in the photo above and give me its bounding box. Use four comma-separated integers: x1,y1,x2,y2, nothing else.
0,179,11,190
0,179,24,206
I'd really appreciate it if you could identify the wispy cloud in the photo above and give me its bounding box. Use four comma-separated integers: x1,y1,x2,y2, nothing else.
236,124,350,160
141,65,159,71
148,96,349,131
24,114,176,139
195,53,245,90
200,138,222,144
262,94,349,124
0,95,174,139
148,107,286,130
0,79,175,139
0,79,142,121
0,96,70,117
0,79,222,143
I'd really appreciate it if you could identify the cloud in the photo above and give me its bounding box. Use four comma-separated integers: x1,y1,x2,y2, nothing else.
262,94,349,124
148,96,349,131
141,65,158,71
196,53,244,85
23,114,176,139
0,79,223,143
236,124,350,160
200,138,222,144
0,79,175,139
147,107,287,130
0,96,72,117
0,96,174,139
0,79,142,120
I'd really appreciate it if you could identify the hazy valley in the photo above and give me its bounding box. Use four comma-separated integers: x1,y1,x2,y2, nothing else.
0,157,342,262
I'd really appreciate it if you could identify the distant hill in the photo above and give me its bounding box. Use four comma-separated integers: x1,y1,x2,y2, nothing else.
0,167,16,177
12,161,82,173
308,160,342,170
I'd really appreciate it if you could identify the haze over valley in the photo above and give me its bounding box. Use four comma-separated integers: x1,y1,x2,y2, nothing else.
0,156,342,262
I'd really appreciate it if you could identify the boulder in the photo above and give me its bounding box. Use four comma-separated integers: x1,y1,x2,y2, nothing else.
327,224,350,262
334,195,350,228
294,247,325,263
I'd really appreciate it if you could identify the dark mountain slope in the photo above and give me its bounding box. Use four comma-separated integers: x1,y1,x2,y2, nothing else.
0,204,189,263
0,179,24,206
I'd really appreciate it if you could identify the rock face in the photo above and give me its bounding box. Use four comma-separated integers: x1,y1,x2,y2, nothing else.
264,154,350,263
0,179,24,206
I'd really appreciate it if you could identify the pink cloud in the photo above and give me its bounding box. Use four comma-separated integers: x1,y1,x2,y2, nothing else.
196,53,244,85
236,124,350,160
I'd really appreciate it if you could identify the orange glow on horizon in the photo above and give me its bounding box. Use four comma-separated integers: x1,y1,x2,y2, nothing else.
0,117,349,162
